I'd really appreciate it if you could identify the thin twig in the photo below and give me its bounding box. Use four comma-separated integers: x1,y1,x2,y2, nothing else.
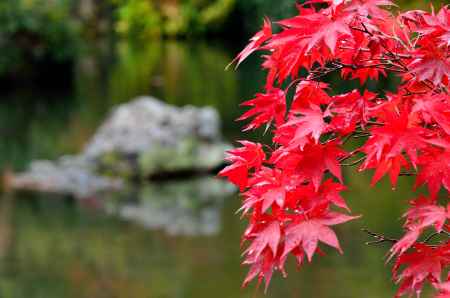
399,171,416,177
341,156,366,167
352,133,371,139
338,150,360,163
366,121,384,126
362,228,398,245
423,232,441,244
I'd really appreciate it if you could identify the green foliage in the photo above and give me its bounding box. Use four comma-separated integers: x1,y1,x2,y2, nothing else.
235,0,297,33
115,0,162,38
113,0,236,39
0,0,80,75
198,0,235,28
396,0,449,9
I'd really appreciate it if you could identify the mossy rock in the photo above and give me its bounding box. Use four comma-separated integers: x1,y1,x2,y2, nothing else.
138,139,230,178
95,138,230,180
96,151,138,179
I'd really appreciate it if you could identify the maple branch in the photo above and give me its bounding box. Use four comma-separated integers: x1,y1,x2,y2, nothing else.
360,22,373,37
309,64,343,80
423,232,441,244
350,25,372,36
366,121,384,126
341,156,366,167
285,78,303,93
333,61,405,74
338,150,360,163
351,23,411,73
285,63,344,90
338,47,413,59
403,88,429,96
363,229,450,251
423,230,450,244
362,228,398,245
332,130,371,147
399,171,416,177
352,133,371,139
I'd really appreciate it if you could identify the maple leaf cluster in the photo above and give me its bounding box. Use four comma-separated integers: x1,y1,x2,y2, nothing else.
220,1,450,297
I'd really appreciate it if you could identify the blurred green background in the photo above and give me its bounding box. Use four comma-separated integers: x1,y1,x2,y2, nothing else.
0,1,447,298
0,0,442,80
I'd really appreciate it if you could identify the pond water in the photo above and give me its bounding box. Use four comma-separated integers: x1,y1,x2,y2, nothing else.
0,39,431,298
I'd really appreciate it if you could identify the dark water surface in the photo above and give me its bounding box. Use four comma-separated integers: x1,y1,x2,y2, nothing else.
0,40,430,298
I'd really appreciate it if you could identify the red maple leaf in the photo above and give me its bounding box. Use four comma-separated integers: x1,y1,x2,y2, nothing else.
244,221,281,263
304,5,354,54
404,196,449,233
390,196,450,262
291,81,331,110
240,168,289,214
230,17,272,68
330,89,376,135
242,221,281,290
287,179,350,212
345,0,395,18
412,93,450,135
271,141,347,190
239,88,286,130
393,243,449,297
219,141,266,191
283,211,358,261
406,6,450,47
243,248,276,291
408,42,450,86
340,49,387,83
389,229,422,261
360,112,428,187
277,104,329,148
436,281,450,298
416,148,450,198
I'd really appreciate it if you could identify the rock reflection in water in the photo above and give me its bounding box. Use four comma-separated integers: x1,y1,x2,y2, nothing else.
0,194,13,259
108,177,235,236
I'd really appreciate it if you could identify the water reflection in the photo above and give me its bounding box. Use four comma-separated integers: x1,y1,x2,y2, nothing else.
0,194,12,260
109,177,235,236
0,177,423,298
